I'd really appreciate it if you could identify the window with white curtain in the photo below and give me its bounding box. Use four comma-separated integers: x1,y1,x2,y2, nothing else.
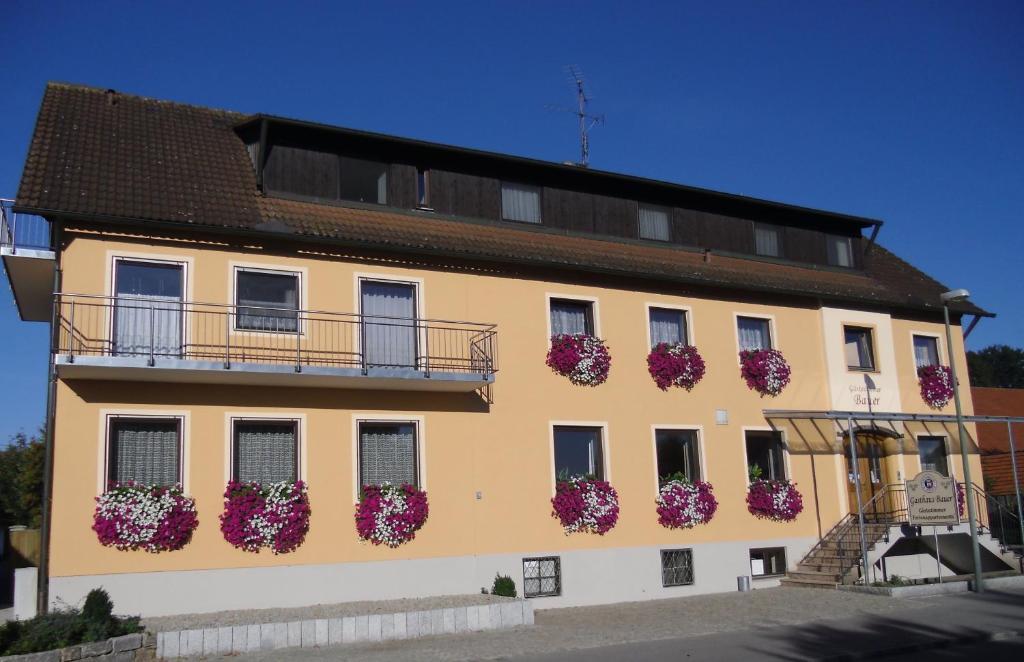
754,224,782,257
232,420,298,484
501,182,542,223
649,307,688,347
549,299,594,336
913,335,940,369
339,156,387,205
737,316,772,351
358,422,418,488
844,326,876,371
107,418,182,486
638,204,671,241
236,269,300,332
827,234,854,267
360,279,418,368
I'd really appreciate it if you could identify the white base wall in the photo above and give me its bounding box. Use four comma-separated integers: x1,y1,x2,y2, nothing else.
50,536,816,617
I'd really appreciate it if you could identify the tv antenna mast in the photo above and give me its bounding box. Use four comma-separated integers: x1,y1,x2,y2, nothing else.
547,65,604,167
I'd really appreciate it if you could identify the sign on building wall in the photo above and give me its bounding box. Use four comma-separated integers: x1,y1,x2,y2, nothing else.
906,471,960,526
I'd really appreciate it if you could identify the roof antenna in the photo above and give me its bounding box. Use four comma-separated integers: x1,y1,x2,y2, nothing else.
546,65,604,167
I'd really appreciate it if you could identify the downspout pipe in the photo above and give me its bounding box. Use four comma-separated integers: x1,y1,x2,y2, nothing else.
37,221,61,614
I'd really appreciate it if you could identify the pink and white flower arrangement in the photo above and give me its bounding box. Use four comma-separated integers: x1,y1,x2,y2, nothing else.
220,480,311,554
92,483,198,552
918,364,954,409
647,343,707,391
739,349,792,397
746,479,804,522
656,479,718,529
551,476,620,535
956,481,966,518
355,483,429,547
546,334,612,386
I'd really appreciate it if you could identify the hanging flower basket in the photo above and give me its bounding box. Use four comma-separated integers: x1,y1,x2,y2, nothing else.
355,483,429,547
93,483,198,552
546,334,612,386
647,343,707,391
956,482,966,518
746,479,804,522
918,364,954,409
739,349,792,397
220,481,311,554
551,476,620,535
656,479,718,529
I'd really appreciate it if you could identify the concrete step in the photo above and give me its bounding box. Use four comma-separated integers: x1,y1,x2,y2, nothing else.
780,576,839,588
786,570,842,583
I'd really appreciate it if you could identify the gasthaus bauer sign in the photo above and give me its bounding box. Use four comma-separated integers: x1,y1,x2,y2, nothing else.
906,471,960,526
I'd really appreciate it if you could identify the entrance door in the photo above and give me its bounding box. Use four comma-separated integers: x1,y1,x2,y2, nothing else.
113,260,184,358
845,436,889,520
360,279,418,369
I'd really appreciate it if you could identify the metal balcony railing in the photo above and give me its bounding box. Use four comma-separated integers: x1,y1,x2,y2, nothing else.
54,293,498,378
1,199,51,252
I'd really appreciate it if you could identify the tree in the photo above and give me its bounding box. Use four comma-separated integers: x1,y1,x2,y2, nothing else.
967,345,1024,388
0,429,45,529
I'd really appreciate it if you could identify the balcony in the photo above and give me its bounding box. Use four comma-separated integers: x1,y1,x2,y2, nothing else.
1,199,54,321
54,294,498,392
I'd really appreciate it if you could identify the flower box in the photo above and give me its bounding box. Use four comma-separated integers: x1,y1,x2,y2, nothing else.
551,476,619,535
93,483,198,552
647,343,706,391
918,364,954,409
546,334,612,386
355,483,429,547
656,479,718,529
220,480,311,554
746,478,803,522
739,348,792,397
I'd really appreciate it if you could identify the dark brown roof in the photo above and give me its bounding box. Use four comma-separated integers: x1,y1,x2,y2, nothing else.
972,387,1024,453
15,82,990,318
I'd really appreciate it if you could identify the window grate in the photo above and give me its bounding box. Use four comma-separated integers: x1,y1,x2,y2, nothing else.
661,549,694,587
523,556,561,598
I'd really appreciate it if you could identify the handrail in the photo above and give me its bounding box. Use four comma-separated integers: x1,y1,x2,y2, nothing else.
1,198,51,252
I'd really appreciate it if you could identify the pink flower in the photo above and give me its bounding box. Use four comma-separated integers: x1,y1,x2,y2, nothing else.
918,365,954,409
739,349,791,397
647,343,706,391
355,483,429,547
656,480,718,529
93,482,198,553
220,481,310,554
746,479,803,522
551,477,619,535
546,334,612,386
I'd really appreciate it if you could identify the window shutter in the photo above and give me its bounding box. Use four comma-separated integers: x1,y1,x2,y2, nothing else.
109,420,180,486
234,422,297,484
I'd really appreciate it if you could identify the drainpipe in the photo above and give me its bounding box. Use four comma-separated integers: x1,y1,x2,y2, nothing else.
37,221,61,614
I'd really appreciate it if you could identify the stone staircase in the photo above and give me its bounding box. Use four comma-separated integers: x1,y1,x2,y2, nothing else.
781,518,892,588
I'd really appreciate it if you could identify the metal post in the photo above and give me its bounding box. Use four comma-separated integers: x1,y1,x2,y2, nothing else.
849,417,871,585
67,299,75,363
1008,421,1024,551
935,527,942,583
148,305,156,367
944,303,984,592
360,314,368,375
224,310,231,369
422,321,430,378
295,315,302,373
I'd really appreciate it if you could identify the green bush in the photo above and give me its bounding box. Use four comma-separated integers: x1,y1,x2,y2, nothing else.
491,573,517,598
0,589,141,656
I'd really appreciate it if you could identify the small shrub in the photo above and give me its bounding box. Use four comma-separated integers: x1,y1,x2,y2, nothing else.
491,573,517,598
0,590,141,656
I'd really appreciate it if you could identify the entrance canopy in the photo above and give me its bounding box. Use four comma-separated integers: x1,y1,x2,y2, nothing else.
763,410,1024,457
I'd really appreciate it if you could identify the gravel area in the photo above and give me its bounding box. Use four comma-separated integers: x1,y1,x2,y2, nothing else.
142,593,513,633
211,586,940,661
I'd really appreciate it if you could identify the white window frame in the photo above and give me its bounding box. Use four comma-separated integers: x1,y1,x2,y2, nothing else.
909,331,944,370
733,312,778,359
741,426,790,485
650,424,707,496
842,324,877,372
545,293,601,342
223,413,307,484
107,252,193,355
97,410,189,494
354,273,427,370
230,263,307,336
500,181,543,224
350,413,426,502
914,433,951,476
548,421,610,494
826,234,855,268
753,223,783,258
637,203,672,242
644,302,694,350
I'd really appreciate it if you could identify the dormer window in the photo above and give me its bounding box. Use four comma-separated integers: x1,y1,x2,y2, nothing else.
501,182,542,223
827,234,854,267
339,156,387,205
638,204,671,241
754,223,782,257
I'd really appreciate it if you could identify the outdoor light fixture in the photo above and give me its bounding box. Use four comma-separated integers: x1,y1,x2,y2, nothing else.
941,287,985,592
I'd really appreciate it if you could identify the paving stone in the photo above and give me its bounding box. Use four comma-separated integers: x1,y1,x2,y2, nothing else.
405,610,421,639
246,624,261,652
354,614,369,642
393,612,407,639
202,627,218,656
287,621,302,648
380,613,395,641
501,601,524,627
342,616,356,643
489,603,502,629
478,604,492,630
186,629,204,656
112,633,143,653
161,631,178,659
231,625,248,654
442,608,456,634
59,645,82,661
430,609,444,635
467,604,480,631
217,626,233,654
454,607,468,632
418,610,432,637
328,618,343,645
523,601,535,625
367,614,382,642
80,639,113,657
300,619,316,648
315,618,329,647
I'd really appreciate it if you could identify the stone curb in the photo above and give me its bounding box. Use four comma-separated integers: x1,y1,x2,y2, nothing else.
0,632,154,662
837,573,1024,598
155,599,534,659
821,629,1023,661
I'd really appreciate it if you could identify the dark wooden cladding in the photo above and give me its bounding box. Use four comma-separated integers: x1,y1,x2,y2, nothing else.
785,226,827,265
700,213,754,254
543,188,595,234
388,164,418,210
264,144,339,200
672,208,703,247
429,170,500,219
594,195,637,238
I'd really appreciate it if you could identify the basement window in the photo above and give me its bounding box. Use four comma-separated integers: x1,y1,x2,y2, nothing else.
523,556,561,597
339,156,388,205
749,547,786,577
661,549,695,587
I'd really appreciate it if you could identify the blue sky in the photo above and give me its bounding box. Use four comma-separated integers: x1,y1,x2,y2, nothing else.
1,1,1021,440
